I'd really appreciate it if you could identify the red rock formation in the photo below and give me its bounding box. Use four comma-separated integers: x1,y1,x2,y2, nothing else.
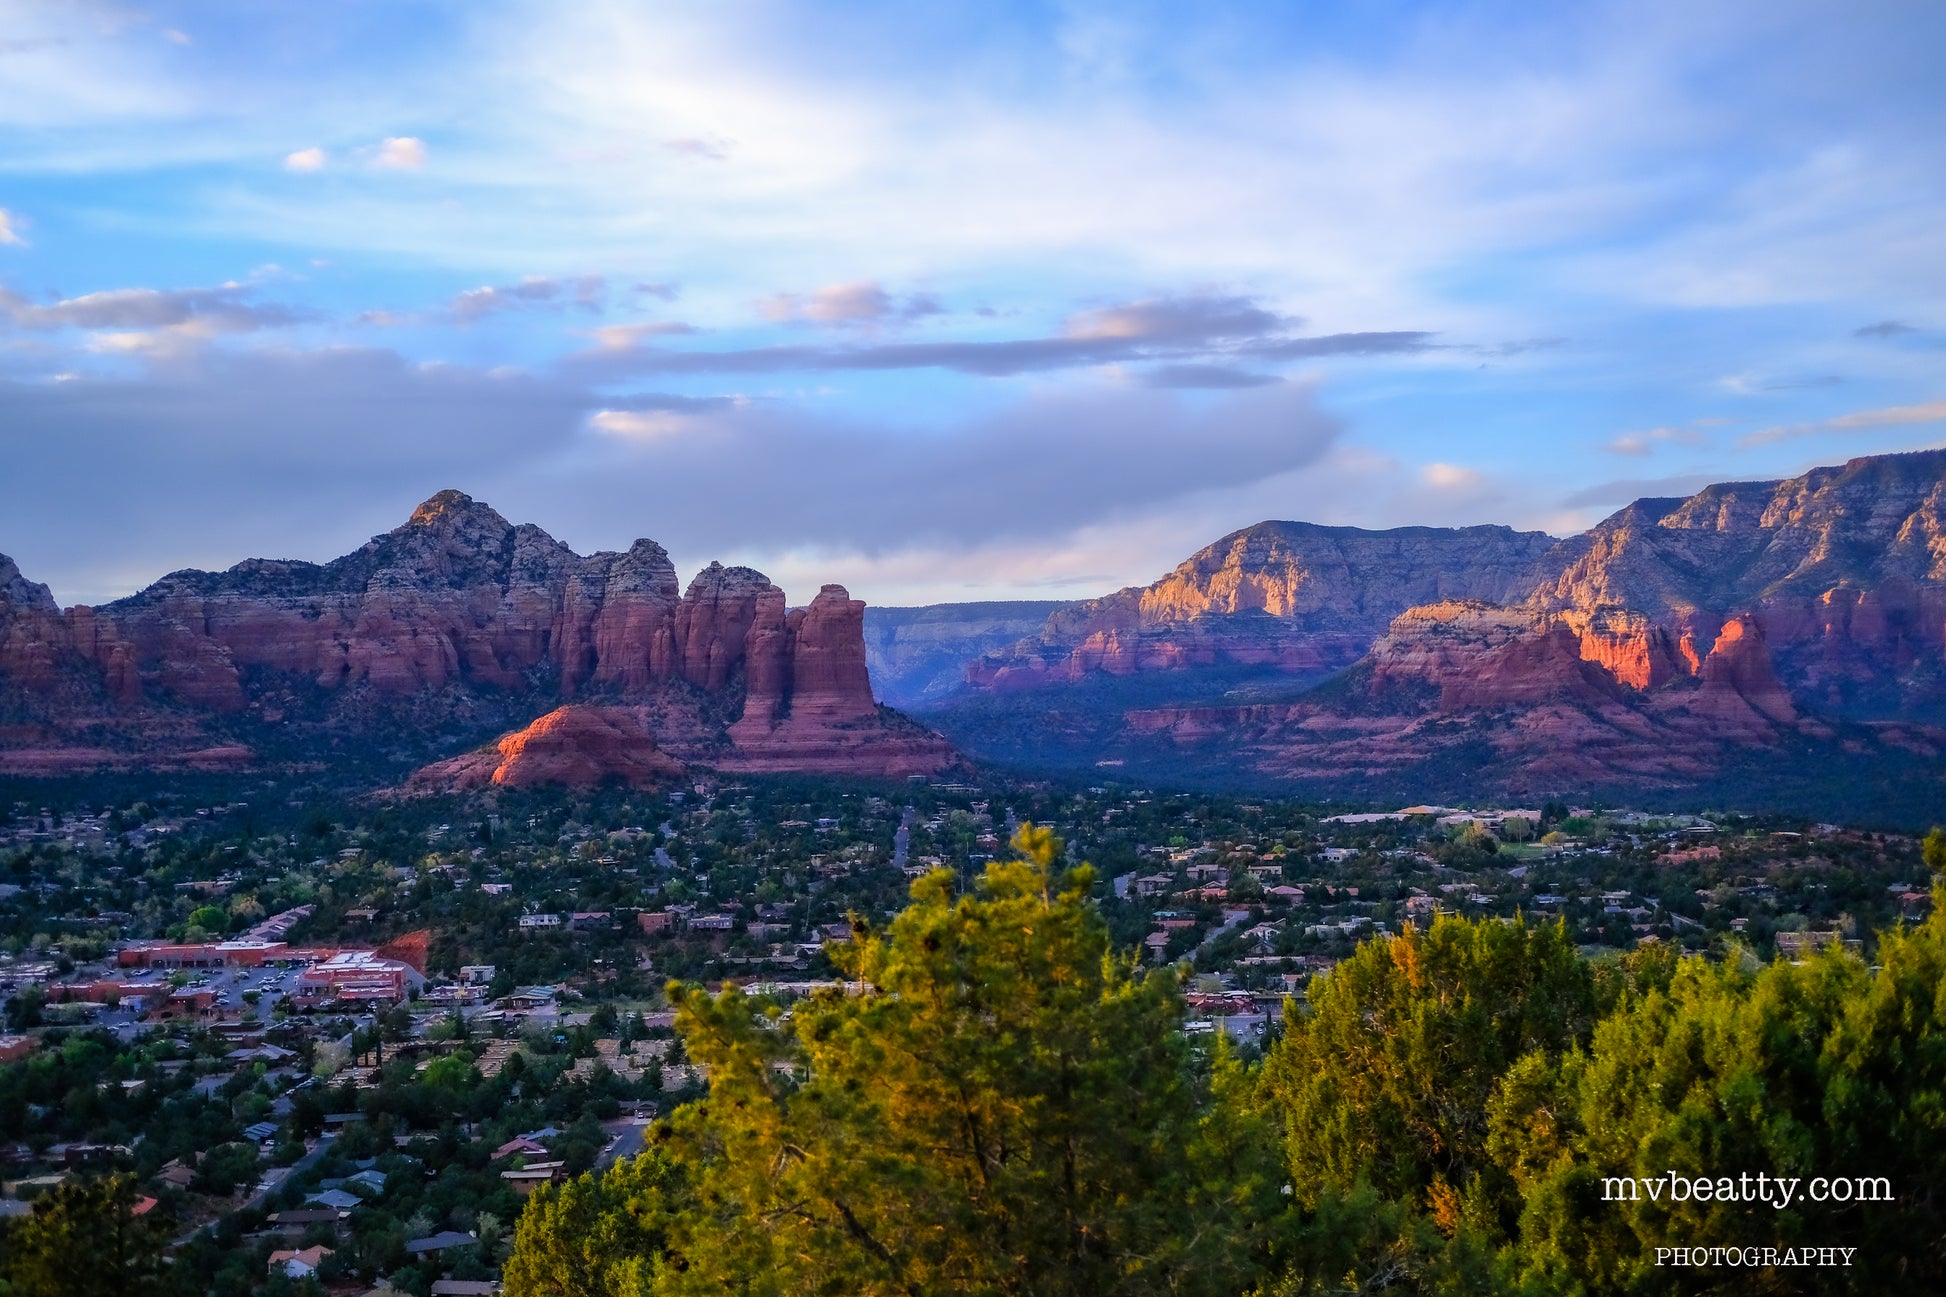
375,930,431,974
786,586,878,723
1438,623,1619,712
1689,614,1797,727
724,585,956,777
969,520,1562,691
0,555,75,693
1,491,955,781
1563,607,1686,690
409,706,686,791
730,586,795,739
675,563,771,691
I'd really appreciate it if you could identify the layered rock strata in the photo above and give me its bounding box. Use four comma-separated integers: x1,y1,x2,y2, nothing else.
972,450,1946,790
0,491,957,782
968,521,1563,691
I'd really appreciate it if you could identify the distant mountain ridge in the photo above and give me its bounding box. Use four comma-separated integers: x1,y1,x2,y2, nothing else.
863,601,1073,707
931,448,1946,811
0,491,956,782
968,521,1563,692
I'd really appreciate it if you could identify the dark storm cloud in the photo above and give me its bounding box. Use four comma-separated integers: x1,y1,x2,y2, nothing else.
565,293,1434,381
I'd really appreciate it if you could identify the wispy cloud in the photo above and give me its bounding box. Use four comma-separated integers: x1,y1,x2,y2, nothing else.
354,276,612,328
586,321,700,348
0,209,25,247
452,275,604,323
0,282,302,334
1740,399,1946,447
1855,320,1918,339
1140,364,1279,389
759,281,938,327
568,292,1431,380
284,147,326,172
1603,426,1707,456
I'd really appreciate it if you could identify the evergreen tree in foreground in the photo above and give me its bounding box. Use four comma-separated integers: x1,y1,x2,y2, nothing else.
507,825,1946,1296
507,824,1282,1297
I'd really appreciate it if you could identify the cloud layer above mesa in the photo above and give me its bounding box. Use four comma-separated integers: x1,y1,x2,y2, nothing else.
0,0,1942,604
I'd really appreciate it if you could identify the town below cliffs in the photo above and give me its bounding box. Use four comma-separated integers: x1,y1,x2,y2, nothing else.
4,449,1945,817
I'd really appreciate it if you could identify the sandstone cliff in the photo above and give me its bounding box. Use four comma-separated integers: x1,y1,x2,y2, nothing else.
945,449,1946,798
968,521,1563,692
0,491,958,784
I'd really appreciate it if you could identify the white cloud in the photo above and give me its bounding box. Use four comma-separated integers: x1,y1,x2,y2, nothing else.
372,136,427,170
0,209,22,246
1421,462,1484,489
284,146,326,172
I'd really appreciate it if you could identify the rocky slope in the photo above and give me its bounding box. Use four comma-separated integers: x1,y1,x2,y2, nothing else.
967,522,1563,692
0,492,957,784
410,705,689,791
939,450,1946,802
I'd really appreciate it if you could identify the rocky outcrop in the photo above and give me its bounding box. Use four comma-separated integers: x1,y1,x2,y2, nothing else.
968,521,1563,692
0,555,82,696
721,585,958,777
0,491,956,781
409,705,687,791
966,450,1946,728
942,450,1946,796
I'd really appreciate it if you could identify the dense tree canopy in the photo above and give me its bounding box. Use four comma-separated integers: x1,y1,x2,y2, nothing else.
0,1174,170,1297
504,829,1946,1296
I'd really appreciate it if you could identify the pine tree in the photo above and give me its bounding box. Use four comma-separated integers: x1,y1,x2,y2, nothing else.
652,824,1274,1297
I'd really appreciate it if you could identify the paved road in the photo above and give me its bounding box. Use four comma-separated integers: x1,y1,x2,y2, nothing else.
1196,908,1254,955
595,1117,649,1172
172,1132,337,1247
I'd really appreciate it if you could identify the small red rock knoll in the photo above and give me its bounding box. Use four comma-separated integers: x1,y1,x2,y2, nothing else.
411,706,687,791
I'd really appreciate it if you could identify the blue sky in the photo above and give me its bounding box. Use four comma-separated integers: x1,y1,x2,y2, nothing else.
2,0,1942,607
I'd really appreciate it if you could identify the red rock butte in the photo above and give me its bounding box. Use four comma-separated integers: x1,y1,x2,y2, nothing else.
0,491,958,785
